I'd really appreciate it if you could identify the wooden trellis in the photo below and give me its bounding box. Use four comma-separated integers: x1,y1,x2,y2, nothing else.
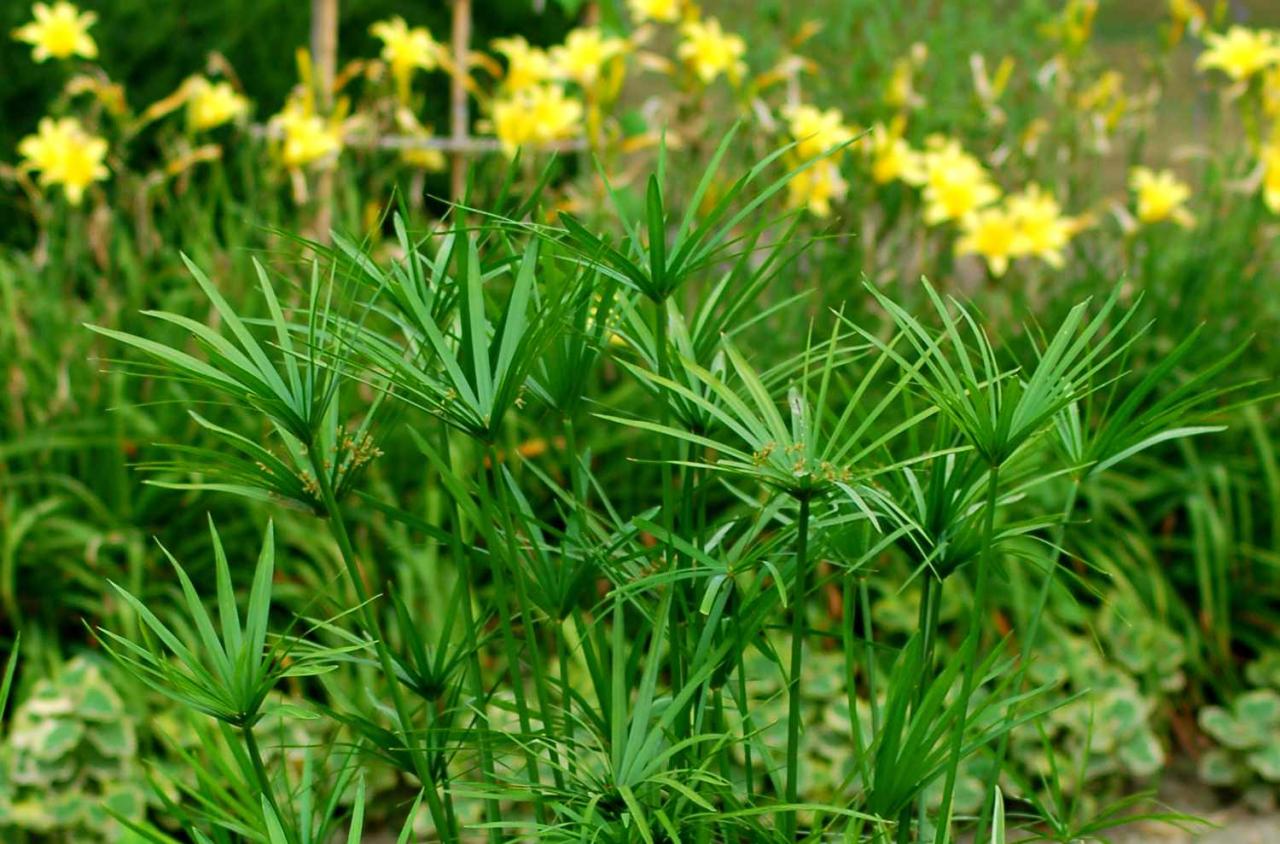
305,0,585,217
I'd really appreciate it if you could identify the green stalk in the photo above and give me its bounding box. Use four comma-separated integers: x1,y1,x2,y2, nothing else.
563,413,587,515
936,464,1000,844
976,476,1079,841
311,459,453,839
242,722,285,831
557,620,577,777
842,579,872,814
470,450,546,811
487,444,566,793
734,642,755,797
436,429,503,842
902,573,941,842
783,494,812,839
653,298,689,741
860,577,879,736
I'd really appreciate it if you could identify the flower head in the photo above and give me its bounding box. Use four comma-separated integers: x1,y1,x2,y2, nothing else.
1167,0,1206,44
272,100,343,170
1196,26,1280,81
783,104,855,160
918,136,999,225
629,0,681,24
956,205,1020,276
885,44,928,111
395,108,446,171
677,17,746,85
493,36,556,93
1261,143,1280,214
186,77,250,132
865,123,924,185
1129,166,1194,227
1006,184,1076,267
787,160,848,217
371,16,439,100
552,27,627,90
492,84,583,157
13,2,97,62
18,116,109,205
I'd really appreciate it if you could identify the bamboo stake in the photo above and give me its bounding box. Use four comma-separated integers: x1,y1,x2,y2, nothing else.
310,0,338,241
450,0,472,202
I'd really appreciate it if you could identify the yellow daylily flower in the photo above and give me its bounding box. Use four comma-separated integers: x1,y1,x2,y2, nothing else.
787,160,848,218
1264,66,1280,118
552,27,628,89
186,77,250,132
1167,0,1206,44
1196,26,1280,81
371,16,440,101
272,99,343,170
783,104,855,160
492,84,583,157
1077,70,1127,131
1261,143,1280,214
1041,0,1098,53
918,136,1000,225
13,1,97,62
1006,184,1076,267
865,124,924,185
395,108,446,171
677,17,746,85
629,0,681,24
1129,166,1194,227
493,36,556,93
885,43,928,111
956,205,1021,277
18,116,109,205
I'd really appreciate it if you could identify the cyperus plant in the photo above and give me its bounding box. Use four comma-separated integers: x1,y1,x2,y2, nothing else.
79,147,1236,844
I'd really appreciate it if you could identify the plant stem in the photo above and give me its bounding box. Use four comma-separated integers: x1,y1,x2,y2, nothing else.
557,620,577,777
842,579,872,811
859,577,879,736
487,444,566,793
653,297,689,744
783,494,812,839
903,572,941,842
436,429,502,842
311,459,453,839
241,722,284,831
471,450,546,812
976,476,1079,841
935,464,1000,844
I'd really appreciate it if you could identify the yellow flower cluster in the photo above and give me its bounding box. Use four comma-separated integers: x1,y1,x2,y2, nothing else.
677,18,746,85
493,37,557,92
1129,167,1194,227
1196,26,1280,82
186,77,250,132
271,99,344,170
552,27,627,90
784,105,856,160
488,25,627,156
1193,23,1280,216
492,85,584,157
629,0,681,24
866,123,924,185
781,105,857,217
13,1,96,62
956,185,1079,277
371,16,440,102
917,137,1000,226
1263,143,1280,214
18,117,109,205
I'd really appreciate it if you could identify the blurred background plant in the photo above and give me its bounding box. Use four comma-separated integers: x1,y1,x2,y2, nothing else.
2,0,1280,841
